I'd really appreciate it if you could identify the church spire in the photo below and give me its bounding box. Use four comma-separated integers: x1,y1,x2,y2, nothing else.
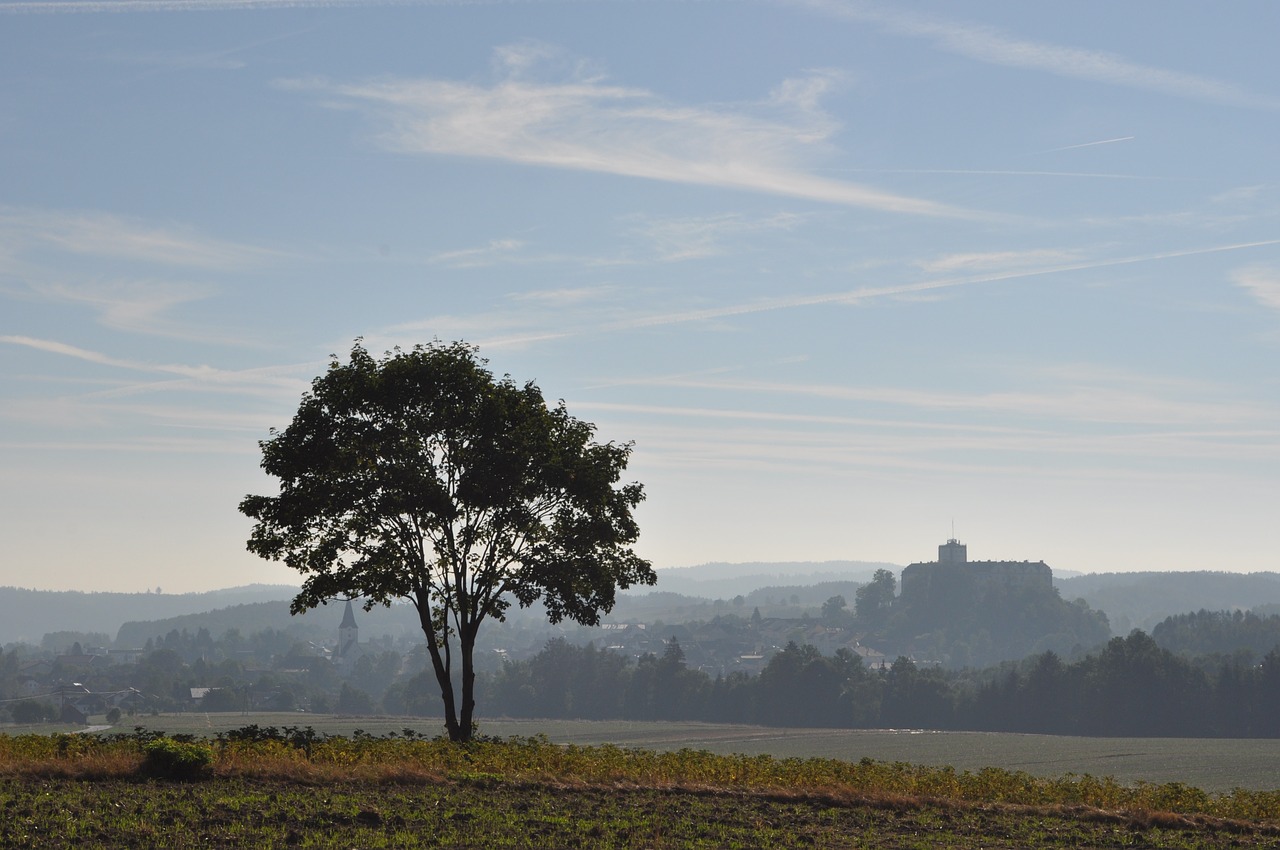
340,599,358,629
337,599,359,659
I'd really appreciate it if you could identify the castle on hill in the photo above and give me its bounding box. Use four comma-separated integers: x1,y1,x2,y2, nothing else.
900,538,1052,603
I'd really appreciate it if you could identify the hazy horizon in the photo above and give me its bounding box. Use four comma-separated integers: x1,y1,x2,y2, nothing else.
4,558,1277,596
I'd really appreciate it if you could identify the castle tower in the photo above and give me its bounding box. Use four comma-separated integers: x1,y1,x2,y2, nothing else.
938,538,967,564
338,600,359,659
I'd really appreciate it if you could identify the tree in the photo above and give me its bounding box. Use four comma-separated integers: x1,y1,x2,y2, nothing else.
855,569,897,621
11,700,52,724
239,341,654,742
336,682,376,715
821,595,848,621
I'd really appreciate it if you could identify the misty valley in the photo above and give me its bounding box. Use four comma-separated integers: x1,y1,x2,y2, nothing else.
7,554,1280,742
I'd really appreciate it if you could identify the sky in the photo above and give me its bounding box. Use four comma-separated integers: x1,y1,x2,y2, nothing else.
2,0,1279,593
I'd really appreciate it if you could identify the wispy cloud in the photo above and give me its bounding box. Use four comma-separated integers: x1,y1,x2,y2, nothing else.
613,373,1269,428
377,238,1280,352
427,238,526,268
0,207,286,343
576,400,1280,457
30,278,216,337
0,207,278,269
511,285,619,305
1233,266,1280,311
793,0,1280,110
915,248,1079,275
573,403,1280,485
629,212,804,261
825,167,1169,181
0,335,311,396
281,54,980,218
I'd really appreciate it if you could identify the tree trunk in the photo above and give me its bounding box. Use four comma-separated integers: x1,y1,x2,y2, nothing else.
418,606,464,742
458,622,478,742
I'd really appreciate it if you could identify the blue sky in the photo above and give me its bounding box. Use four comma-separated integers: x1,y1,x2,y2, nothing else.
2,0,1278,592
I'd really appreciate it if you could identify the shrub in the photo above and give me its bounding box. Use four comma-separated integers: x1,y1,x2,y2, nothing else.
11,701,54,724
141,738,213,780
105,708,122,724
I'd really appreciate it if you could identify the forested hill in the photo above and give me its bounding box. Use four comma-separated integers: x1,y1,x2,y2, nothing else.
113,599,426,649
0,585,297,646
1058,571,1280,633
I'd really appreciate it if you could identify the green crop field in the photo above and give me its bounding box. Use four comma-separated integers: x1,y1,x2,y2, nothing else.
13,713,1279,793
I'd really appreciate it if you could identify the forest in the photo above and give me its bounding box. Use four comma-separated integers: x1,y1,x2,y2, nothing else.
471,626,1280,738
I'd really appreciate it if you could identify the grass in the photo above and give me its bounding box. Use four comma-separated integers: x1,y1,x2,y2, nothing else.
1,729,1280,847
19,713,1280,792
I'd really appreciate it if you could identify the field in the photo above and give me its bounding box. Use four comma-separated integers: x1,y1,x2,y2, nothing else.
13,713,1277,793
5,774,1275,849
3,730,1280,848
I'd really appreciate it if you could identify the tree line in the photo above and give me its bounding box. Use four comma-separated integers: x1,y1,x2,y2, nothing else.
465,629,1280,738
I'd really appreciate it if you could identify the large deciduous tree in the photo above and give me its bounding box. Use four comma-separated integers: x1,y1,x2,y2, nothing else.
239,341,653,742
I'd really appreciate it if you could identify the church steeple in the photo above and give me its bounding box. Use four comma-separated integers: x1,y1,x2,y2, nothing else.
338,600,359,658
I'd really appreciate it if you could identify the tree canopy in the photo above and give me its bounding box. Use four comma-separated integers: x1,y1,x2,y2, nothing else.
239,341,654,741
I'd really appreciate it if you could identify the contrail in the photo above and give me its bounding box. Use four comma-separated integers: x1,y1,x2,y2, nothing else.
1043,136,1136,153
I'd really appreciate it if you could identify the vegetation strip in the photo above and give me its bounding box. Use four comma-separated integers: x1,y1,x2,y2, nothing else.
1,729,1279,846
3,775,1276,849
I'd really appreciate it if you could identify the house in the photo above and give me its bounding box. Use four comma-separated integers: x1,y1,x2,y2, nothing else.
19,659,53,680
53,654,109,675
53,683,93,722
16,677,44,698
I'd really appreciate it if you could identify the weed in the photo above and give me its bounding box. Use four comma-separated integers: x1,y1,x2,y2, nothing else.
141,738,214,780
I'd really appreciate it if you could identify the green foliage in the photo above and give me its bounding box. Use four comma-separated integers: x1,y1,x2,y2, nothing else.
854,568,896,621
820,594,848,621
336,683,376,715
239,341,653,742
1153,609,1280,658
141,738,214,780
485,628,1280,737
40,631,111,653
10,700,55,724
200,687,243,712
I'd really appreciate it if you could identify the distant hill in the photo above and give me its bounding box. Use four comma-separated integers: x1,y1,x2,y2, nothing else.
14,567,1280,655
1057,571,1280,633
114,597,426,649
115,600,305,647
0,584,298,647
648,561,899,601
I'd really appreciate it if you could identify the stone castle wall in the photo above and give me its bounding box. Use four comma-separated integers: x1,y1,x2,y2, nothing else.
900,559,1053,602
